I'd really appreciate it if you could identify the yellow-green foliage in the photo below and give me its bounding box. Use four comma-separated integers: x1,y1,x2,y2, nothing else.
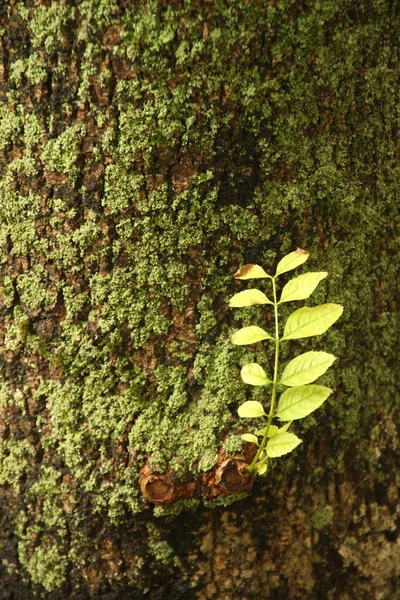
0,0,399,594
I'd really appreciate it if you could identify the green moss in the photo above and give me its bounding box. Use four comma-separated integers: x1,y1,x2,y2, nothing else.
62,286,89,320
1,0,399,593
0,106,22,150
0,382,11,410
10,53,47,85
78,0,120,28
16,264,54,311
127,337,248,475
153,498,201,519
41,123,86,178
18,543,68,592
195,295,217,337
223,434,245,456
309,505,334,531
0,439,35,486
9,155,38,177
45,219,101,270
146,523,181,567
4,306,30,352
103,164,144,214
27,2,74,55
0,276,15,308
88,268,170,345
0,180,41,255
203,492,250,510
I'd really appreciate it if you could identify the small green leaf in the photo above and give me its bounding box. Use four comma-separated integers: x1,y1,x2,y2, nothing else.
241,363,272,386
231,325,273,345
266,431,302,457
266,425,279,438
238,401,266,418
240,433,259,445
275,248,309,276
255,462,268,475
282,304,343,340
233,264,270,279
279,272,327,303
254,426,269,436
277,422,292,434
229,289,273,307
280,351,336,386
276,385,332,421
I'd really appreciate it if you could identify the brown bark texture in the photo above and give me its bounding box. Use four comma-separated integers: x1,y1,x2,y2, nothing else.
0,1,399,599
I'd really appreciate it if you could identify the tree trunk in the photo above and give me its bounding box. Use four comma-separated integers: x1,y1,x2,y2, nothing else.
0,1,399,598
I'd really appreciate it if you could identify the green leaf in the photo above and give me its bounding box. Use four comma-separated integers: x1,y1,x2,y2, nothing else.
266,431,302,457
240,433,259,445
241,363,272,386
277,422,292,434
255,462,268,475
238,401,266,418
276,385,332,421
231,325,273,345
229,289,273,307
282,304,343,340
255,423,290,438
279,272,327,303
280,351,336,386
254,426,269,436
266,425,279,438
233,264,270,279
275,248,309,276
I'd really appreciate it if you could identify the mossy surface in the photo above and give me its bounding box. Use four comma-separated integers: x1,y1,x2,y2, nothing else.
0,0,399,596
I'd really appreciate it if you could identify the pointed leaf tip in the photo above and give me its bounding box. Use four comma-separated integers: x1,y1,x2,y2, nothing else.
266,431,302,457
276,385,332,421
238,401,266,418
233,264,270,280
229,289,273,307
283,304,343,340
241,363,272,386
231,325,274,345
275,248,309,276
240,433,259,445
280,351,336,386
279,272,327,303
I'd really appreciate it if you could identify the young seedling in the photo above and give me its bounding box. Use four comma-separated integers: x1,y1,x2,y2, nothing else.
229,249,343,476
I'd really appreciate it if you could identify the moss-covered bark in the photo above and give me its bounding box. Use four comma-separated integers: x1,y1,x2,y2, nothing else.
0,0,399,597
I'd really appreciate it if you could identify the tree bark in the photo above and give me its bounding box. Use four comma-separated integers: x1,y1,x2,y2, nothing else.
0,1,399,598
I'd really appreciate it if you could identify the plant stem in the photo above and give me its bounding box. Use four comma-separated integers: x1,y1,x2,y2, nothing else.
248,276,280,473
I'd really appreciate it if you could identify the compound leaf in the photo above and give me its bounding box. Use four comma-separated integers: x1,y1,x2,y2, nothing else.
279,272,327,303
241,363,272,386
280,351,336,386
275,248,309,276
232,325,273,345
266,431,302,457
229,289,273,307
276,385,332,421
282,304,343,340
